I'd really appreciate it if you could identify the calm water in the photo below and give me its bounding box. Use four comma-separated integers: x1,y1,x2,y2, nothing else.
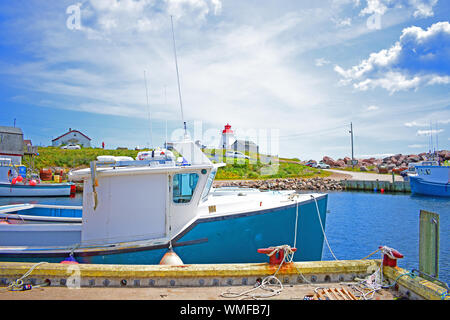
1,191,449,284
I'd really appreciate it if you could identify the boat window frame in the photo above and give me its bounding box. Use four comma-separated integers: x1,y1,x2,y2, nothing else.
172,172,200,205
201,168,217,202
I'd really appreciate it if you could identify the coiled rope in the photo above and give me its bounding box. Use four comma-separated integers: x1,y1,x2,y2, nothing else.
7,261,49,291
220,245,296,300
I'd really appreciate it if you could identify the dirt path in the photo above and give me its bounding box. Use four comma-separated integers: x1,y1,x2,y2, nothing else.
324,169,404,182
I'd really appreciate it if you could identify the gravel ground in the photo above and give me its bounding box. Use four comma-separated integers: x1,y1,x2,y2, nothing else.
324,169,404,182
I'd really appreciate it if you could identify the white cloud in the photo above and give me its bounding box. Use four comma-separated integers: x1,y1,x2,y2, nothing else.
405,119,450,127
358,0,438,18
417,129,444,136
405,121,428,127
366,105,379,111
335,22,450,93
410,0,438,18
315,58,331,67
408,144,427,148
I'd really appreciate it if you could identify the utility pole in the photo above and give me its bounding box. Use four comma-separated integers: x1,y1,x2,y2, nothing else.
349,122,354,169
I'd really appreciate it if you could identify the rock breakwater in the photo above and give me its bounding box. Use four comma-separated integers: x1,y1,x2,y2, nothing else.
213,178,344,192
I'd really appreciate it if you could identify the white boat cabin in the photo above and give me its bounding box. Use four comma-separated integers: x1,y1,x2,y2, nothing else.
69,140,224,246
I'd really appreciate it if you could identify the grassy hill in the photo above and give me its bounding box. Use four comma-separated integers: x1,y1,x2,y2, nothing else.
28,147,330,180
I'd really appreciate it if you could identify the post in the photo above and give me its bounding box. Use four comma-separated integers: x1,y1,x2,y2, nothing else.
419,210,439,277
349,122,354,169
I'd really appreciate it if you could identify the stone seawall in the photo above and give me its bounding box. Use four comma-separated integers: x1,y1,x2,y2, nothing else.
213,178,344,192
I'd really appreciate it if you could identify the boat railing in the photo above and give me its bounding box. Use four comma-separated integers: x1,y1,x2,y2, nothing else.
94,159,177,168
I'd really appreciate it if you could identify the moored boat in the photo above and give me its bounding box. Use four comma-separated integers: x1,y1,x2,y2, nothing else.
409,165,450,197
0,141,328,265
0,158,76,197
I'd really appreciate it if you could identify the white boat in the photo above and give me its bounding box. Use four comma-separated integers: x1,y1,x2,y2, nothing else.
0,158,75,197
0,141,329,265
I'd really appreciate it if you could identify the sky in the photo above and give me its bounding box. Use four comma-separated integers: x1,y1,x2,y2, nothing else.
0,0,449,161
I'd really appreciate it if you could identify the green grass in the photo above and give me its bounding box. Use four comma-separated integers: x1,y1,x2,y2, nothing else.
29,147,142,170
27,146,330,180
215,160,331,180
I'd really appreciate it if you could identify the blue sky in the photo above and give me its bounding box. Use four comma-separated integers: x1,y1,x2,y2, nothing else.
0,0,449,160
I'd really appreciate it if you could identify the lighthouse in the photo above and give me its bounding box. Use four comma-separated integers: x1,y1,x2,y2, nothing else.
220,123,236,149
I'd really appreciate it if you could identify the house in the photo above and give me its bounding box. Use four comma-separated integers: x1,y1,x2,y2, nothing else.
218,123,259,154
0,126,24,165
52,128,91,147
231,139,259,155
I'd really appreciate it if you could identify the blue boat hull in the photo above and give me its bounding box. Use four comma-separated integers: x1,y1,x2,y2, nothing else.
410,177,450,197
0,195,328,265
0,182,73,197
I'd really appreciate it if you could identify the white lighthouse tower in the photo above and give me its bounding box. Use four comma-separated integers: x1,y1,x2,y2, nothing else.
220,123,236,149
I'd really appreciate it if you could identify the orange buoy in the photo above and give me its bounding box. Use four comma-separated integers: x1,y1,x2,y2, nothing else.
159,249,184,265
60,256,79,264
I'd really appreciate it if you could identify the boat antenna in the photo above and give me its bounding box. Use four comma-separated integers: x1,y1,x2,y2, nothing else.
435,121,439,163
170,15,187,139
144,70,153,149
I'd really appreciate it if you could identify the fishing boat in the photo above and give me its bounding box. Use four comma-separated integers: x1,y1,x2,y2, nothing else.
0,140,328,265
409,164,450,197
0,158,76,197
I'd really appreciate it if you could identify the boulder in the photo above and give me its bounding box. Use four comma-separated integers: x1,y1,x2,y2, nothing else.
336,160,346,167
322,156,335,166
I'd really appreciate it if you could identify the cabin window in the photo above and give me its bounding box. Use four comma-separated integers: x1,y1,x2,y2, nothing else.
173,173,199,203
201,169,217,201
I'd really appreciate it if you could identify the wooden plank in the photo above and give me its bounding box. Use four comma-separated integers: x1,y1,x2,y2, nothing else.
336,288,349,300
312,287,359,300
330,288,342,300
324,288,336,300
342,288,358,300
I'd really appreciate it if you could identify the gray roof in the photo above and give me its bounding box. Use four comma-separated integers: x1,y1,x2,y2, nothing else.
0,126,23,135
232,139,258,146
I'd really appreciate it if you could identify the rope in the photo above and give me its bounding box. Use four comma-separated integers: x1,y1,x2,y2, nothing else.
361,248,381,260
220,245,295,300
7,262,49,291
310,195,338,260
293,197,299,249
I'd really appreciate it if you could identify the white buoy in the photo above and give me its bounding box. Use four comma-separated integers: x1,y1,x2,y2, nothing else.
159,249,184,265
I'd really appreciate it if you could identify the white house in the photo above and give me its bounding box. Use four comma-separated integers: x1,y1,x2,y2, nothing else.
52,128,91,147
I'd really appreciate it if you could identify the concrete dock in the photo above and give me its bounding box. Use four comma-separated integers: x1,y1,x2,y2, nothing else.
0,259,447,300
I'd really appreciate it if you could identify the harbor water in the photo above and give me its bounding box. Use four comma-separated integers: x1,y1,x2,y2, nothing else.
1,191,448,284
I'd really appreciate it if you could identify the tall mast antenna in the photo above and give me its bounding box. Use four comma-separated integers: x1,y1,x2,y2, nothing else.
144,70,153,149
170,15,187,138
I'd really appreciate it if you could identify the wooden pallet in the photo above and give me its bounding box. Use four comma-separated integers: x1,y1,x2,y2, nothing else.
311,287,358,300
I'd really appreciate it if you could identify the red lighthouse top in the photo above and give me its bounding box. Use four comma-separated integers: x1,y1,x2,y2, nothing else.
222,123,234,134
